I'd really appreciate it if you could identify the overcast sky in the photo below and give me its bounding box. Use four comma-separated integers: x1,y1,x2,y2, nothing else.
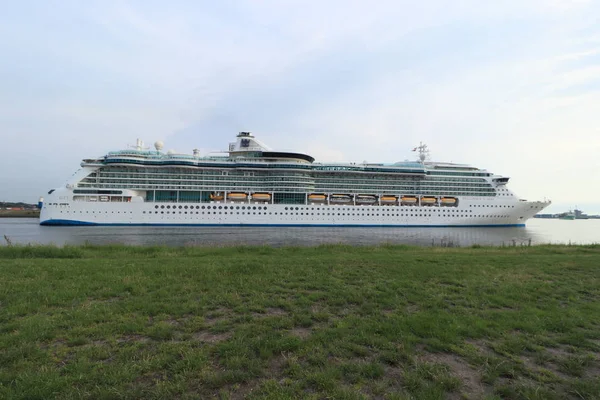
1,0,599,213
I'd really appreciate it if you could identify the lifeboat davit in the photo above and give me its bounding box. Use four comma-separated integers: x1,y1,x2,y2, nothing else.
308,194,327,202
356,195,377,204
330,194,352,204
210,193,225,201
251,193,271,201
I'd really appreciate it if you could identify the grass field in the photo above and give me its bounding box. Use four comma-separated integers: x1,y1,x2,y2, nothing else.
0,244,599,399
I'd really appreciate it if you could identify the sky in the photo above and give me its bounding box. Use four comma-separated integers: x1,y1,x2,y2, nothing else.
1,0,599,213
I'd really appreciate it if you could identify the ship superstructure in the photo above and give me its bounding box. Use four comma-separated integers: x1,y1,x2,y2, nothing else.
40,132,550,226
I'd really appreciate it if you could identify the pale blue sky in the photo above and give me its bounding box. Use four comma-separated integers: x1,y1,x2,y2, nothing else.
1,0,599,213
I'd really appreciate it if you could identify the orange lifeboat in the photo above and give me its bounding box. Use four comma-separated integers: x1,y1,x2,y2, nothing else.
251,193,271,201
401,196,418,204
441,197,457,205
308,194,327,202
421,196,437,205
227,192,248,200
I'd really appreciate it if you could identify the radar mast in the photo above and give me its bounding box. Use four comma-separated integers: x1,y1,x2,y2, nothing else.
414,142,429,163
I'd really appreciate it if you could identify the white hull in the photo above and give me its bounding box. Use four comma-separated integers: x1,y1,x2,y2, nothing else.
40,191,548,227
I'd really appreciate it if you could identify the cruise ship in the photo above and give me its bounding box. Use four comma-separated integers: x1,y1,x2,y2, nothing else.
39,132,550,226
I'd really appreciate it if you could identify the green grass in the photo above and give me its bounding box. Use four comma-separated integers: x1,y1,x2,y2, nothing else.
0,244,599,399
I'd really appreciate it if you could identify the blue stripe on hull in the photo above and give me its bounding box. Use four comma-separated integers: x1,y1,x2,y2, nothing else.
40,219,526,228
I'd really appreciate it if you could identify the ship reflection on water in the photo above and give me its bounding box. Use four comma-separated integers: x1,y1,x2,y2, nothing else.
1,218,599,247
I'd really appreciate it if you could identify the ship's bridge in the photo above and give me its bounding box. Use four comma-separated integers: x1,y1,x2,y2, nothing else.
228,132,314,163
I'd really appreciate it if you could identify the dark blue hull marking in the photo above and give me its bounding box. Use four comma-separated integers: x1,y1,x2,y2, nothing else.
40,219,526,228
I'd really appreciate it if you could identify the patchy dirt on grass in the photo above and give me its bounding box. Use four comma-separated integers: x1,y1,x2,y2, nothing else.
116,334,151,344
465,338,494,356
81,296,122,308
519,353,569,381
404,304,420,314
193,330,231,343
420,352,490,400
252,307,288,317
546,345,574,358
290,327,311,339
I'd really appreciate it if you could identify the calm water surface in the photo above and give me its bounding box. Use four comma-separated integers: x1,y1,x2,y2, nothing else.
1,218,599,247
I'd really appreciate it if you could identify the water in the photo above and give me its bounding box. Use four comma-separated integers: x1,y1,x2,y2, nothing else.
1,218,599,247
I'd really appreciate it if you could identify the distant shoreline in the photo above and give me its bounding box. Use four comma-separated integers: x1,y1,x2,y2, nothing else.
0,210,40,218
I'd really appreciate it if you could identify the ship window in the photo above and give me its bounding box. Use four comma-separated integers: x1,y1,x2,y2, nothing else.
202,206,205,209
155,205,159,209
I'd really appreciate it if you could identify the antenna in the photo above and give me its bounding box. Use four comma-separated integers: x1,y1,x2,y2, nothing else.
128,139,150,151
413,142,429,163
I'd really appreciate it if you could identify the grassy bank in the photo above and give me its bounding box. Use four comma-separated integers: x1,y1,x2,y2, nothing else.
0,245,599,399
